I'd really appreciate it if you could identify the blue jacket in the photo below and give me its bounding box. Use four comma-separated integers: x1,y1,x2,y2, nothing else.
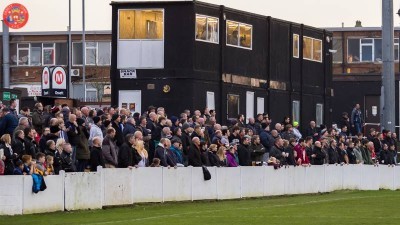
0,113,18,136
169,146,183,164
122,123,136,137
259,129,274,153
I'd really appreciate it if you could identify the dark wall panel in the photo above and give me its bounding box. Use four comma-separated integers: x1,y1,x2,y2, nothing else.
269,20,290,83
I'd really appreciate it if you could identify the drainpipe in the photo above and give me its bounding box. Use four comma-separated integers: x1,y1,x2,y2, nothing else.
2,21,10,89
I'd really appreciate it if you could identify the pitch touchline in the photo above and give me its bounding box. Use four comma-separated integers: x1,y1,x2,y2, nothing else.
84,194,393,225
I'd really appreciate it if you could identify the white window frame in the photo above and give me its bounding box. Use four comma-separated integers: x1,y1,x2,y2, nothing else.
303,36,323,63
86,88,98,102
195,14,219,44
118,9,165,41
316,103,324,127
395,39,399,62
226,20,253,50
360,38,374,62
293,34,299,58
42,43,56,66
17,43,30,66
73,42,111,66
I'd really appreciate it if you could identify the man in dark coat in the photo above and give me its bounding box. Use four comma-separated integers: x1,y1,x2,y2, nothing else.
154,138,176,167
311,141,326,165
328,140,339,164
122,117,136,137
112,114,124,147
23,127,39,158
31,102,44,136
188,137,203,167
118,133,140,168
270,138,287,164
90,137,105,171
237,135,252,166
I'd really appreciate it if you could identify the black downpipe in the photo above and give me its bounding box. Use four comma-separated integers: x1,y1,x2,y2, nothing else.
266,17,271,116
219,5,225,124
341,31,345,74
299,24,304,128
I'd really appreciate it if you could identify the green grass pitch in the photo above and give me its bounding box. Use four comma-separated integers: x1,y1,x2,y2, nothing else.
1,190,399,225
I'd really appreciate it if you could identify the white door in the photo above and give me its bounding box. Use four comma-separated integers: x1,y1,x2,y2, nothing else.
257,97,265,114
119,90,141,114
246,91,254,123
206,91,215,110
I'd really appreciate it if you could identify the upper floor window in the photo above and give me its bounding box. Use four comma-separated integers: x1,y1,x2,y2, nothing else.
73,42,111,66
303,36,322,62
10,42,67,66
195,14,219,43
332,37,343,63
347,38,399,63
226,20,252,49
118,9,164,40
293,34,299,58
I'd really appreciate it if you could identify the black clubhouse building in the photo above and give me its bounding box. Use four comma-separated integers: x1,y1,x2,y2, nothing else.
110,1,333,129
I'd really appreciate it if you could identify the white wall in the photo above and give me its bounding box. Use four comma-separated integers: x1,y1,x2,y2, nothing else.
1,165,400,215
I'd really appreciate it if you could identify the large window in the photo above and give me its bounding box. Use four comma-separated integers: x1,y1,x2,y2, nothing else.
119,9,164,40
10,42,67,66
227,94,240,119
226,20,252,49
347,38,400,63
292,100,300,123
73,42,111,66
316,103,324,126
293,34,299,58
195,14,219,43
303,36,322,62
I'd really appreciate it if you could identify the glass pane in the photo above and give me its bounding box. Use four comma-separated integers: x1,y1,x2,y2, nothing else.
18,49,29,65
227,21,239,46
73,43,83,65
227,94,239,119
313,39,322,61
119,10,135,39
293,34,299,58
195,15,207,41
361,45,373,62
361,39,373,44
98,42,111,65
395,45,399,61
86,42,96,48
239,24,252,48
332,38,343,63
10,43,17,65
56,43,68,65
86,48,96,65
347,39,360,62
43,49,55,65
316,104,323,127
292,101,300,123
30,44,42,66
18,43,29,48
303,37,312,60
374,39,382,62
86,90,98,102
43,43,54,48
395,39,399,43
134,10,164,39
207,17,219,43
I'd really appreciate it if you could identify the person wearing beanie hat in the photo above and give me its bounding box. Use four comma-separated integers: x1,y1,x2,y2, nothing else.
292,121,302,140
50,125,60,134
89,116,103,147
170,116,179,129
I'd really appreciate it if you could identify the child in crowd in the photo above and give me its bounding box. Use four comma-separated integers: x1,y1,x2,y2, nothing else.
150,158,160,167
22,155,34,175
13,160,24,175
46,155,54,175
35,153,47,176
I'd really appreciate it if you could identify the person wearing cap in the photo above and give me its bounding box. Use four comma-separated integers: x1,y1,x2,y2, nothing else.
237,135,252,166
226,142,238,167
292,121,302,140
89,116,103,147
170,138,184,165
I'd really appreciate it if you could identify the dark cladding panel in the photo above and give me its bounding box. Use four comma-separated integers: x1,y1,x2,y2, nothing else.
269,90,290,127
269,19,290,83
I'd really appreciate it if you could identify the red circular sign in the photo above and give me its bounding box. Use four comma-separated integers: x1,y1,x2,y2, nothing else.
43,71,49,85
3,3,29,29
54,71,64,85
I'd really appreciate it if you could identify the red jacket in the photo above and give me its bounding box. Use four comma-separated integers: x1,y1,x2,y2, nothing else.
294,144,310,165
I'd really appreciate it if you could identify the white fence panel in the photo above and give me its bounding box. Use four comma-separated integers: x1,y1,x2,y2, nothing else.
241,166,264,198
162,167,192,202
324,164,343,192
23,174,64,214
294,166,307,194
192,167,217,200
394,166,400,190
0,176,23,215
132,167,163,203
305,165,325,193
360,165,379,190
342,165,362,190
379,166,395,190
217,167,241,199
284,166,297,195
264,166,285,196
103,169,133,206
64,172,103,211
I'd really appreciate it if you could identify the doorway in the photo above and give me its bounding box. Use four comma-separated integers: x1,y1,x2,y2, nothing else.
364,95,380,133
119,90,142,114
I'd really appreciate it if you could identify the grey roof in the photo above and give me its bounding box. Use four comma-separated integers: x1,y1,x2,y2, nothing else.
324,27,400,32
0,30,111,36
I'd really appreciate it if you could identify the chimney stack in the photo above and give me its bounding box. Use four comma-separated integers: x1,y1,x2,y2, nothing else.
355,20,362,27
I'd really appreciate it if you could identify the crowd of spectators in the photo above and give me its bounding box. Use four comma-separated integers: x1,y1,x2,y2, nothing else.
0,100,398,176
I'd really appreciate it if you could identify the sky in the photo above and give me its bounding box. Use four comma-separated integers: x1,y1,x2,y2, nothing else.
1,0,400,32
